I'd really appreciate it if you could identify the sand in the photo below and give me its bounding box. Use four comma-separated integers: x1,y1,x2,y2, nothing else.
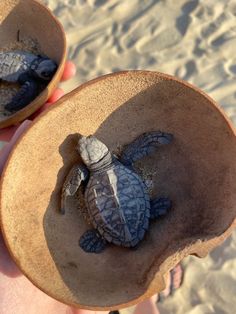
1,0,236,313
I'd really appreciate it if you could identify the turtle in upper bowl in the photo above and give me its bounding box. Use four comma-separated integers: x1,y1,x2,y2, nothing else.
0,50,57,113
61,131,173,253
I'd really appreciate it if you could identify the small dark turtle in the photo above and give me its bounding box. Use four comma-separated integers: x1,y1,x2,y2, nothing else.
0,50,57,112
61,131,173,253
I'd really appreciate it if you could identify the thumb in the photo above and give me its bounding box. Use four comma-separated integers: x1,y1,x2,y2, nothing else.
0,120,32,175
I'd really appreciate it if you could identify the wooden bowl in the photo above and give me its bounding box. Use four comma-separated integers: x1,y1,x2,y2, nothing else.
1,71,236,311
0,0,66,129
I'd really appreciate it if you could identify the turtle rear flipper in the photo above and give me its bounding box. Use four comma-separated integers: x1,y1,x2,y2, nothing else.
79,230,107,253
4,79,41,112
120,131,173,167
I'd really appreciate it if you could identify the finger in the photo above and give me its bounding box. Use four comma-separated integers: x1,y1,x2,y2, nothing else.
0,125,19,142
26,86,65,121
0,232,21,278
47,88,64,103
0,120,31,278
61,60,76,81
0,120,32,175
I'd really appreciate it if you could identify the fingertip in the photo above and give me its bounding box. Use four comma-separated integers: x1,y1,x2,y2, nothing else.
48,88,64,103
11,120,32,142
61,61,76,81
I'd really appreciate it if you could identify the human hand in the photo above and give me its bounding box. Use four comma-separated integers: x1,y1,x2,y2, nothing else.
0,61,109,314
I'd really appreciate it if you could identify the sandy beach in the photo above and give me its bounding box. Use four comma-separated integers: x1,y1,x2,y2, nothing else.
1,0,236,313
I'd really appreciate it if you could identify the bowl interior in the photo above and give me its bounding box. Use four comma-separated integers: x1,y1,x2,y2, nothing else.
1,71,236,310
0,0,66,128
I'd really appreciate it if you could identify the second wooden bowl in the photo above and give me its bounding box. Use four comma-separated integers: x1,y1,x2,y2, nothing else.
0,0,66,128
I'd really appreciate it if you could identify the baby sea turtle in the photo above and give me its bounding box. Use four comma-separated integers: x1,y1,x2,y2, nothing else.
0,50,57,112
61,132,173,253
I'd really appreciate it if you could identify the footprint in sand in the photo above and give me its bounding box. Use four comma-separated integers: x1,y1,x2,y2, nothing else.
176,0,199,36
175,60,197,80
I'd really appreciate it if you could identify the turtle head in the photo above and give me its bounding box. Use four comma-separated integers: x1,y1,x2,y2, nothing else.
78,135,112,169
34,58,57,81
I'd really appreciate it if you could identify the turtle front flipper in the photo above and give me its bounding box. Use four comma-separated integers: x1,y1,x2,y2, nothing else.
60,164,89,214
4,79,42,112
120,131,173,167
79,230,107,253
150,197,172,219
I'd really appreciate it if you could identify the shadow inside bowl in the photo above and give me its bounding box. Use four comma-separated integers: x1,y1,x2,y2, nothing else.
43,79,236,308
